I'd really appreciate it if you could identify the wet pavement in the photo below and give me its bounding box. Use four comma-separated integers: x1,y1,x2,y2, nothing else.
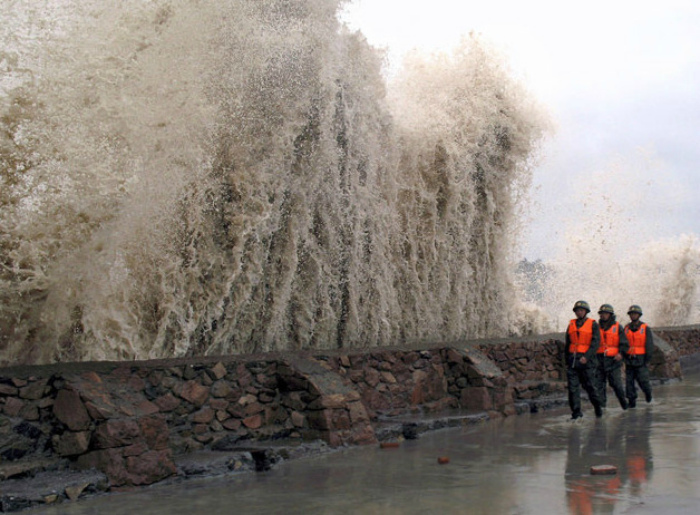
28,373,700,514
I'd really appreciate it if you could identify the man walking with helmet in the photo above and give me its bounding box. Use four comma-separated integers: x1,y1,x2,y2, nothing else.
624,304,654,408
565,300,605,419
596,304,629,410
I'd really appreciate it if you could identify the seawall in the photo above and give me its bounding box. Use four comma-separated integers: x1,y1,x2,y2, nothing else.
1,326,698,510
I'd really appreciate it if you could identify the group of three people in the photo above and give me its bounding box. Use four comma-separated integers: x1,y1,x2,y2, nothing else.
566,300,654,419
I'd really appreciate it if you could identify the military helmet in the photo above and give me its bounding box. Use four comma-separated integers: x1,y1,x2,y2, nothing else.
627,304,643,316
573,300,591,313
598,303,615,315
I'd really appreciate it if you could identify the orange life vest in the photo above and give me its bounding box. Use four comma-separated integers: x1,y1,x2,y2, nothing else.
568,318,594,353
625,323,648,355
598,323,620,356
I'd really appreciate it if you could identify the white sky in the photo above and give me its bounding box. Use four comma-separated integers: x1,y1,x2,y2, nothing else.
341,0,700,260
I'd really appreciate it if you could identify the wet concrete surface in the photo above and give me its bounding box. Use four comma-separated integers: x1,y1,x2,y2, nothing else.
25,372,700,514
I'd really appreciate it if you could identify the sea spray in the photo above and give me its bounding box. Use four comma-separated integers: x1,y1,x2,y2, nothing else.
517,151,700,329
1,0,548,364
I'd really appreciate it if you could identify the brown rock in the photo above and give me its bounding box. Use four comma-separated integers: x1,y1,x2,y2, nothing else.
347,369,364,382
210,362,227,380
242,414,262,429
200,373,214,387
195,433,213,443
55,431,91,456
259,391,276,403
364,368,381,387
210,398,229,411
128,375,146,392
65,483,89,501
19,379,48,400
11,378,27,387
19,403,39,421
192,408,215,424
122,441,149,457
38,397,54,409
4,397,25,417
461,387,493,411
54,389,92,431
0,384,19,395
77,448,129,486
238,393,257,405
125,449,176,485
348,401,370,424
210,380,233,398
179,381,209,407
347,424,376,445
362,389,391,411
139,416,169,450
84,400,117,421
243,402,264,416
154,393,180,412
308,394,346,410
291,411,306,428
222,418,242,430
94,419,141,448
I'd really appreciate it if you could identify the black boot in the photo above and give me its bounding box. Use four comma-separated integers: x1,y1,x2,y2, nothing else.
594,404,603,418
645,391,652,403
628,398,636,409
571,410,583,420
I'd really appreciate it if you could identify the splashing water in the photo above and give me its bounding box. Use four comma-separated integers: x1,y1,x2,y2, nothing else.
1,0,555,364
517,152,700,330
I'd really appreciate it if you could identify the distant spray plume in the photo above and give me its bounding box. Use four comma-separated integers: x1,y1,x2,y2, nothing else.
518,154,700,330
1,0,548,364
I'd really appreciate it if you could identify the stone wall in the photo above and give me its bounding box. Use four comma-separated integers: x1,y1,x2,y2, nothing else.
1,325,698,493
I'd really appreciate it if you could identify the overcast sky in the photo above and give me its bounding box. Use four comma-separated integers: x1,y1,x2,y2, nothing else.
341,0,700,261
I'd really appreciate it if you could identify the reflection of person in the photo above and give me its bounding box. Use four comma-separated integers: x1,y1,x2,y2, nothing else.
565,300,604,419
595,304,629,410
622,409,654,496
565,420,623,514
624,305,654,408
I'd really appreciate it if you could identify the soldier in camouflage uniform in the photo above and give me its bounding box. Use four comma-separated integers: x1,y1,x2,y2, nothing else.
595,304,629,410
565,300,604,419
624,305,654,408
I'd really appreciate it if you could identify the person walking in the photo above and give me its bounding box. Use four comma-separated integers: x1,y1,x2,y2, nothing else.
596,304,629,410
566,300,604,419
624,305,654,408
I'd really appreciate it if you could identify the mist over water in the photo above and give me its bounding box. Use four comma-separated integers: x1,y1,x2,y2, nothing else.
1,1,697,366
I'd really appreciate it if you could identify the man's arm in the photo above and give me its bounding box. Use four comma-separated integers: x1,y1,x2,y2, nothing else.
583,320,600,360
617,323,629,355
645,327,655,365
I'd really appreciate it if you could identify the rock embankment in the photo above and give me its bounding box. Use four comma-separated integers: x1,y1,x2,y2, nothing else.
1,326,696,512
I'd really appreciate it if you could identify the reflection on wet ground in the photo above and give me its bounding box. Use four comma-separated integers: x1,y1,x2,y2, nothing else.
31,373,700,514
